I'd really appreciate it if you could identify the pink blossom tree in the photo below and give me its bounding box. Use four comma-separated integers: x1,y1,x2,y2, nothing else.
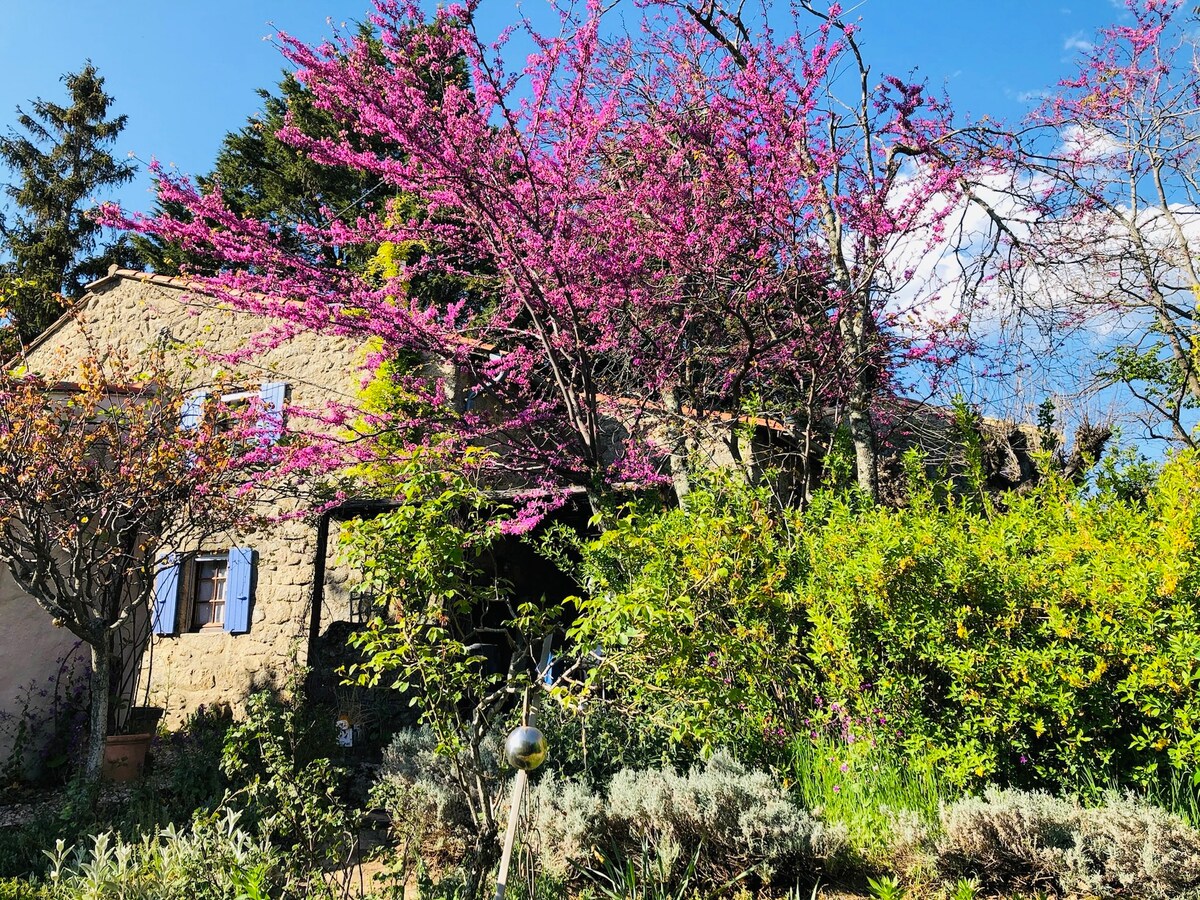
111,0,985,507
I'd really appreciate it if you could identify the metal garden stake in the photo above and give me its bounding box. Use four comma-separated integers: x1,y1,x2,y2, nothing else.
493,639,552,900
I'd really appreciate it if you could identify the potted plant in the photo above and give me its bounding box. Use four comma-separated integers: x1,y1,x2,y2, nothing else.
101,731,152,782
101,631,162,783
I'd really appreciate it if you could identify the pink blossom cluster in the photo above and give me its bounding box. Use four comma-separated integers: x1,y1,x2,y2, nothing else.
107,0,985,515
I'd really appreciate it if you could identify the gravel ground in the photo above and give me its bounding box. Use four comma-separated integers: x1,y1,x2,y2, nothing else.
0,796,60,828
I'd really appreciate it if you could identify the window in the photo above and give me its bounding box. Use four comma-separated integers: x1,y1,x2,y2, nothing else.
180,381,288,445
210,391,256,436
152,547,255,636
190,554,228,630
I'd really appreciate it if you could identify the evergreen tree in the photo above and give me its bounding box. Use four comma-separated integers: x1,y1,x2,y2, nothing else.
0,63,134,341
136,25,466,282
136,70,384,276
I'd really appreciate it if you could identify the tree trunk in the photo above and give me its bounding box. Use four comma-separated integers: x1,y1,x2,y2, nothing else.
661,388,691,508
84,641,111,782
468,822,500,900
847,390,878,499
838,300,880,501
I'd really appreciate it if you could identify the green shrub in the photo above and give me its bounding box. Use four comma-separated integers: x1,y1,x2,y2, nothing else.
160,703,234,816
0,878,54,899
0,814,60,880
604,751,846,885
0,774,108,880
937,788,1079,889
371,727,499,864
377,735,844,890
524,751,845,888
570,451,1200,792
533,696,684,786
42,808,279,900
569,473,811,761
220,683,358,895
799,454,1200,789
524,770,603,882
1067,792,1200,899
340,454,560,900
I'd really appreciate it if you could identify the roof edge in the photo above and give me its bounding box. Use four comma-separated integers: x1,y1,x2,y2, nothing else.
7,266,206,371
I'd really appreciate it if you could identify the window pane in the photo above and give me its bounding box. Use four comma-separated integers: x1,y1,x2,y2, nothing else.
193,558,229,629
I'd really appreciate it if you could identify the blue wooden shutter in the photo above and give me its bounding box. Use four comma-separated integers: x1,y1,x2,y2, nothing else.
180,391,207,430
224,547,254,634
257,382,287,445
152,555,181,636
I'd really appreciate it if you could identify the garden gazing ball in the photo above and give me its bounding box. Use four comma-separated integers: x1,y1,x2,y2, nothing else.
504,725,547,771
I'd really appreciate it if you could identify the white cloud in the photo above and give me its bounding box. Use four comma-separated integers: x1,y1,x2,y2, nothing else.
878,159,1200,424
1063,31,1094,53
1058,123,1124,162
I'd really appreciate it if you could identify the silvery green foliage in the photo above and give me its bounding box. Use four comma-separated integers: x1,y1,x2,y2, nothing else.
44,808,277,900
885,807,936,879
604,750,847,884
938,788,1200,898
937,788,1078,889
1064,792,1200,899
512,751,843,886
372,727,501,841
524,769,605,880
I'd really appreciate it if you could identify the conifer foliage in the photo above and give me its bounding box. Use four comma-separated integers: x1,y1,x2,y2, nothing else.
0,63,134,343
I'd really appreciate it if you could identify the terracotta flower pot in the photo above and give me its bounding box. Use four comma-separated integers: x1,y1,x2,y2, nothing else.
102,732,152,782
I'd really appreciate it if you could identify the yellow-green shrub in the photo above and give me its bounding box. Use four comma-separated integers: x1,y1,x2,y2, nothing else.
801,453,1200,787
572,453,1200,791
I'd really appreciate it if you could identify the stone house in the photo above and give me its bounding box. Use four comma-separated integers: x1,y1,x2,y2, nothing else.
0,266,1049,758
1,267,626,745
2,268,368,747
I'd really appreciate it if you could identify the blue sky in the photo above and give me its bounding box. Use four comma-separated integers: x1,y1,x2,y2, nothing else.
0,0,1129,217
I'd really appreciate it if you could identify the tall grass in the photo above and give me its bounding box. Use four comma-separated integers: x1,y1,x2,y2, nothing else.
786,737,946,861
1122,768,1200,828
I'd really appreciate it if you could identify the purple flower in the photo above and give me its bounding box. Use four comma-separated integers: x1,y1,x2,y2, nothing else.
832,784,841,793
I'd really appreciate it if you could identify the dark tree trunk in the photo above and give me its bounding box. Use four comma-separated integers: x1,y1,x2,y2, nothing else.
468,823,500,900
85,640,111,782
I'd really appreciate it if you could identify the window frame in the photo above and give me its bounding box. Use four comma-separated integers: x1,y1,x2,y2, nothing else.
180,381,288,446
182,552,230,632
